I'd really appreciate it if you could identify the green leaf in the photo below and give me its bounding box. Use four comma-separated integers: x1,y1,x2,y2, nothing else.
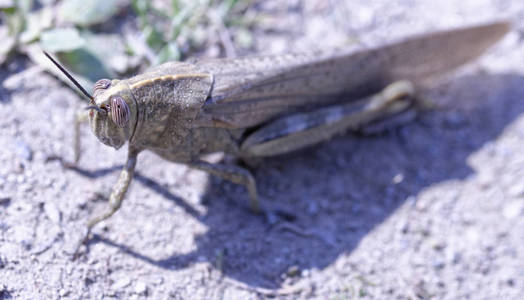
19,7,53,44
17,0,33,14
59,0,122,26
26,45,95,97
82,33,130,74
0,27,16,64
2,5,25,36
143,25,166,51
130,0,148,17
234,27,253,49
0,1,16,11
155,42,180,65
58,49,113,82
40,28,85,52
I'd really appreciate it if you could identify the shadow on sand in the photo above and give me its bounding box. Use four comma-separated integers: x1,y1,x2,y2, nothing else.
73,73,524,290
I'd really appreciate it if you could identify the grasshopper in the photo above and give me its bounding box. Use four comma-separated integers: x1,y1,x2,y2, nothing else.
44,21,508,254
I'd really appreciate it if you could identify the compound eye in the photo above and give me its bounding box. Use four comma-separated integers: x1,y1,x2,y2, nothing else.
93,79,111,97
110,96,130,127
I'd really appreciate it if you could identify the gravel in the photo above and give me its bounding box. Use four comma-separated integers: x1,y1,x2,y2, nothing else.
1,0,524,299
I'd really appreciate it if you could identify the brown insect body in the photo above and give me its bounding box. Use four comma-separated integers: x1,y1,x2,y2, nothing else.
44,22,510,257
90,22,509,161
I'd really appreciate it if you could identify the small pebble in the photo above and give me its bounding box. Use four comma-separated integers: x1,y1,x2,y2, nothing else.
20,183,32,192
446,249,462,264
59,289,70,297
134,281,148,295
397,220,409,234
15,139,33,161
392,173,404,184
478,172,495,189
16,175,25,184
44,202,61,224
0,197,11,207
301,269,310,277
466,228,480,245
307,201,319,215
507,182,524,197
287,265,300,277
0,284,11,298
432,259,446,270
13,225,33,250
265,211,278,225
112,277,131,290
443,111,468,129
502,201,523,219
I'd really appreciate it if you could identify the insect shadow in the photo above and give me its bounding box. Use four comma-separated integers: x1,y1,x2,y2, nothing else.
61,164,202,219
79,73,524,290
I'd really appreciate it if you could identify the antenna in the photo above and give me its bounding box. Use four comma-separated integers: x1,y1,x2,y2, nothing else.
42,51,94,102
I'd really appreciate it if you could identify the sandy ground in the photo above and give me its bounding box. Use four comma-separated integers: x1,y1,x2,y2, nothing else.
1,1,524,299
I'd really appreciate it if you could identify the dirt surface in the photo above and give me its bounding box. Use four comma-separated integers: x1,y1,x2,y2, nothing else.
1,1,524,299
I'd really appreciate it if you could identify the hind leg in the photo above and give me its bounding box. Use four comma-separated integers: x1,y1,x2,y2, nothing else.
240,80,418,157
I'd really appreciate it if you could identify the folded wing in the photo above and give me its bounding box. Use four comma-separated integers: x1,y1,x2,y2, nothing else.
194,21,509,129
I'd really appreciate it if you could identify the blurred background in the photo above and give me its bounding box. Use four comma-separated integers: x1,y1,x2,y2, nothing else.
1,1,524,299
2,0,522,93
2,0,263,92
1,0,363,94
